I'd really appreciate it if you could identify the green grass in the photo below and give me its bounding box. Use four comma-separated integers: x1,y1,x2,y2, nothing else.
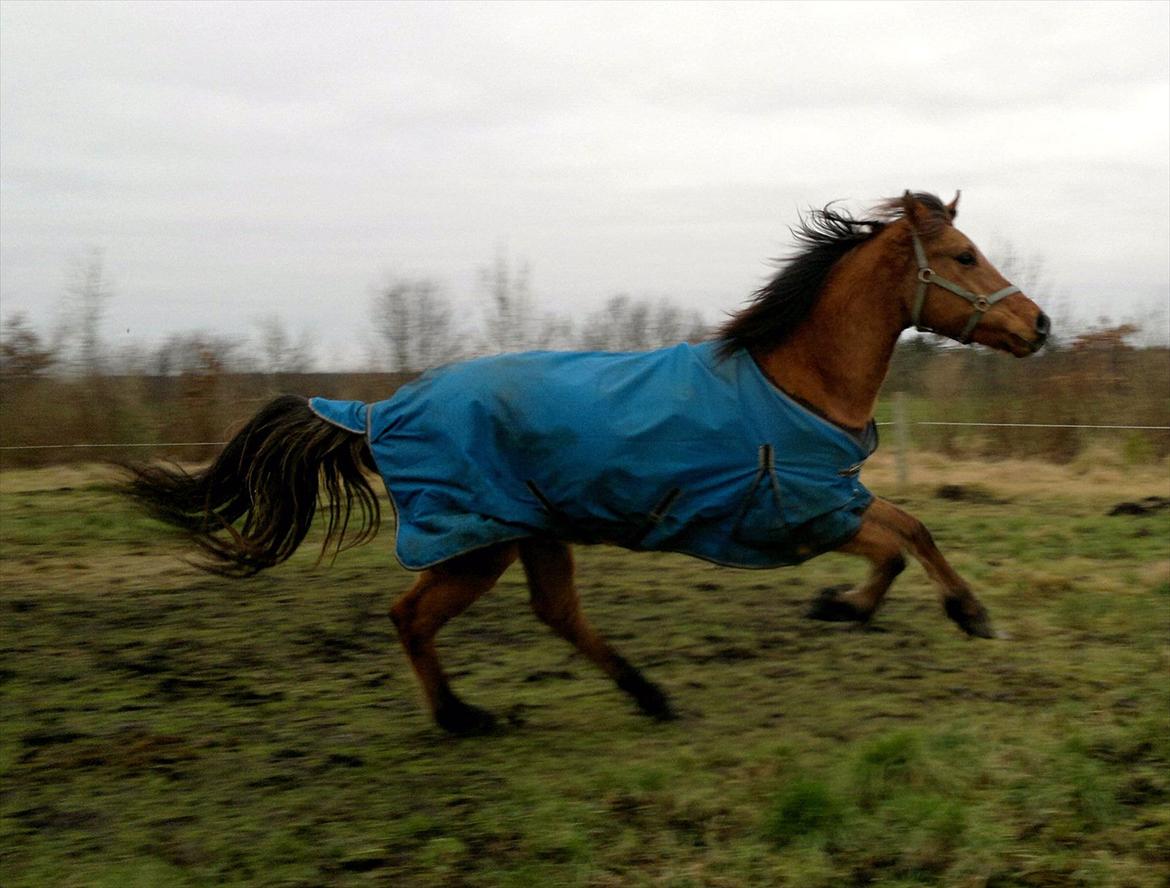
1,464,1168,886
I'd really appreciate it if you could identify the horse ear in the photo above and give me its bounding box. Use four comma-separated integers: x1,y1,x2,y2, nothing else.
900,190,936,231
945,191,960,221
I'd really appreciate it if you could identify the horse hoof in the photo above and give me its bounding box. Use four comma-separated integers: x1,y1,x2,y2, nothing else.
806,584,866,623
628,679,676,721
945,598,996,639
639,687,678,722
962,617,997,639
614,659,675,721
436,701,497,736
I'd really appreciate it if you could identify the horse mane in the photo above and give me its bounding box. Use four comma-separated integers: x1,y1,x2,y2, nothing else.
716,192,949,355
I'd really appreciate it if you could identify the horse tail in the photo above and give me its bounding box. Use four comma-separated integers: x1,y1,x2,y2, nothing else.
123,395,381,577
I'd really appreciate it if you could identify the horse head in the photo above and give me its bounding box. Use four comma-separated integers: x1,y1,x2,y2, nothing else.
895,191,1050,356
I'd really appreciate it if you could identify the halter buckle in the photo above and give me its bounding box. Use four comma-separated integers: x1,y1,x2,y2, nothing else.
974,296,990,312
917,268,934,283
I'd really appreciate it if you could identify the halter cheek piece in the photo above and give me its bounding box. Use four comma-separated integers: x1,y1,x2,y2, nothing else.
910,230,1020,343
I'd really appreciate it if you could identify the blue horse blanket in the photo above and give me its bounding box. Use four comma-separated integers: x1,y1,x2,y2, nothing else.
309,341,875,570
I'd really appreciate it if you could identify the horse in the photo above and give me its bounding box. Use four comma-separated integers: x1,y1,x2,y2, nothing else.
125,191,1050,735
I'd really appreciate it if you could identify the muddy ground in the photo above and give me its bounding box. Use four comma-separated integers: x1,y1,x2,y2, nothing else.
1,454,1168,886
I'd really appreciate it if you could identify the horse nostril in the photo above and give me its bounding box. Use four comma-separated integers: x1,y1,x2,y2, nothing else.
1035,311,1051,338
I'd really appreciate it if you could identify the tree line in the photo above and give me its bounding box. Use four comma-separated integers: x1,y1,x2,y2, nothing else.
2,248,1166,467
0,251,711,379
4,244,1168,379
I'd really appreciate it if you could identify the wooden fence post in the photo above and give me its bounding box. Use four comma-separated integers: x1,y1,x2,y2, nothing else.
894,391,910,493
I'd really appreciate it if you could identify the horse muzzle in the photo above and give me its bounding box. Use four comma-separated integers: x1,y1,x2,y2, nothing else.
1002,310,1050,356
1032,311,1051,350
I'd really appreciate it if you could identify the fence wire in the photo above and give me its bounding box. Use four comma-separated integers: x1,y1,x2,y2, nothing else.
1,421,1168,452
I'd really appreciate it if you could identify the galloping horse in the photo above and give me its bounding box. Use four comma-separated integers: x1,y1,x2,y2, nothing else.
127,192,1049,735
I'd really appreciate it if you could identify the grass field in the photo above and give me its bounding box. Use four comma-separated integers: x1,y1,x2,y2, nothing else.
1,452,1168,887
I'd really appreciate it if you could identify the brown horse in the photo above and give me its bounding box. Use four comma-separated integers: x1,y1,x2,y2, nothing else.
126,191,1049,735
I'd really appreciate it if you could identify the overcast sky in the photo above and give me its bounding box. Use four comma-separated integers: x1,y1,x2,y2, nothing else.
2,0,1167,366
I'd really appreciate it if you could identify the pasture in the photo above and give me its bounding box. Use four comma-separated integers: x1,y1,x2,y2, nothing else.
1,452,1168,887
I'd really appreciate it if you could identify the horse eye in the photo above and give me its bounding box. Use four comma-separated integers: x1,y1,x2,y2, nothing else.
956,251,977,267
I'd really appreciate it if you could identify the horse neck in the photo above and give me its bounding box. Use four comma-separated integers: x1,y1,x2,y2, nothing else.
753,236,909,430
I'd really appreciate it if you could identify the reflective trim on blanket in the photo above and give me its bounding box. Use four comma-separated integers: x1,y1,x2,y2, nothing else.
308,397,368,434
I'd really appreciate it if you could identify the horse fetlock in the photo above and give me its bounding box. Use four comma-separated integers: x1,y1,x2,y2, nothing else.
886,553,908,578
805,584,873,623
944,595,996,639
434,696,498,736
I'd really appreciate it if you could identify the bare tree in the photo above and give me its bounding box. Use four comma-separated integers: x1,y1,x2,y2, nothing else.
255,315,315,374
372,278,461,372
987,237,1068,347
152,333,246,376
54,249,111,374
579,294,708,351
480,249,534,353
650,299,709,345
0,313,56,378
529,311,575,350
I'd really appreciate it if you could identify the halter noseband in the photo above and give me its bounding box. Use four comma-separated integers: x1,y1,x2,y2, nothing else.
910,230,1020,343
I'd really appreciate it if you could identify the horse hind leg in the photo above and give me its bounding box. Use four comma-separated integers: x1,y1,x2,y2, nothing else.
390,543,518,735
520,539,675,721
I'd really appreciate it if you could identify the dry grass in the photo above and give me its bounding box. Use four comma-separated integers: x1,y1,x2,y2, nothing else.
864,448,1170,502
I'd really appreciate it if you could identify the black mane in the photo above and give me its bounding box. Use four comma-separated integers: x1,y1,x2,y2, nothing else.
717,193,945,355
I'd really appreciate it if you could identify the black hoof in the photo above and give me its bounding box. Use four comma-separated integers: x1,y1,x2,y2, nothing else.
806,584,868,623
435,700,497,736
614,658,676,721
944,597,997,639
635,683,678,722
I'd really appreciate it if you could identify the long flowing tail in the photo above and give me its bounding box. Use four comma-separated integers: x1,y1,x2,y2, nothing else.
123,395,381,577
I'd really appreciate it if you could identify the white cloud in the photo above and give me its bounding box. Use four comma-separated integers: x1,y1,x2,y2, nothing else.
1,0,1166,351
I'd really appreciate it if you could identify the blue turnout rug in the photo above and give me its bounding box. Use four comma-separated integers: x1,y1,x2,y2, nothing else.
310,341,876,570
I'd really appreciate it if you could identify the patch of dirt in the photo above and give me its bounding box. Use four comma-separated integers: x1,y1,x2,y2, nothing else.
682,645,759,664
12,805,103,831
1118,774,1168,806
20,730,90,748
934,484,1008,505
523,669,575,682
336,854,392,873
1108,496,1170,516
20,727,200,774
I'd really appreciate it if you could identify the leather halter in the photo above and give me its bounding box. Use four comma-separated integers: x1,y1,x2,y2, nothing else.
910,230,1020,343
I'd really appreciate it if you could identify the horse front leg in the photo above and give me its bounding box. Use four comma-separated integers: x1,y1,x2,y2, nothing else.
520,538,676,721
865,497,997,638
807,498,996,638
389,543,518,735
806,514,906,623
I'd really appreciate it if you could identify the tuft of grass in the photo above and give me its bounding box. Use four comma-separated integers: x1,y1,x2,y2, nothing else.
761,779,845,848
851,730,925,809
